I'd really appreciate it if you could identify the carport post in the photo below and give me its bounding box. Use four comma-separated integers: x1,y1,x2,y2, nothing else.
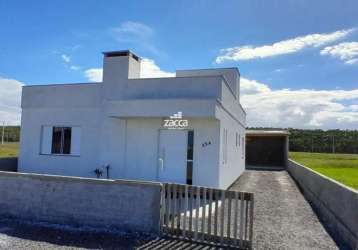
285,135,289,168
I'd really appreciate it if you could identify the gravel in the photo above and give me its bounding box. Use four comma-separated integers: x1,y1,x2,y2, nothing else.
0,219,228,250
230,170,339,250
0,219,153,249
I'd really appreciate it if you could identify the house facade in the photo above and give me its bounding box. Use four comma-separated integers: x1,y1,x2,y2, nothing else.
19,51,246,189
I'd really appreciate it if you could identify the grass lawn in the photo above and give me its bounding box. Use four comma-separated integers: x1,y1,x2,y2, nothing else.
289,152,358,190
0,142,19,158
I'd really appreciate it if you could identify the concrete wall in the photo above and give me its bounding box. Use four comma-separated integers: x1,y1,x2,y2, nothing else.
176,68,240,100
287,160,358,249
0,157,17,171
22,83,101,108
0,171,162,233
217,106,246,189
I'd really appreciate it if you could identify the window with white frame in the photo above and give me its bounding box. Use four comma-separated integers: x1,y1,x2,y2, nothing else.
236,132,238,147
41,126,81,156
222,128,228,164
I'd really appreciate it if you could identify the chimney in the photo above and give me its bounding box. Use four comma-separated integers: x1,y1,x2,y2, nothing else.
102,50,141,82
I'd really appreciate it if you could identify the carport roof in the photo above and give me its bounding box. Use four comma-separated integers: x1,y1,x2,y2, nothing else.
246,130,289,137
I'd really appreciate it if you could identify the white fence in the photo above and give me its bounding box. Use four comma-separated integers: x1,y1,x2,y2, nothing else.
160,183,254,249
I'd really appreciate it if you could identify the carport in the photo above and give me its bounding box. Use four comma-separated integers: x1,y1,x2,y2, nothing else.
245,130,289,170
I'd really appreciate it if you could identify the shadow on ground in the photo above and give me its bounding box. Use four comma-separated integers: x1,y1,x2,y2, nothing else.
136,236,239,249
0,219,238,250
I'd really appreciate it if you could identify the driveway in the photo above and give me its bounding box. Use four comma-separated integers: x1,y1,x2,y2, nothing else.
230,170,338,250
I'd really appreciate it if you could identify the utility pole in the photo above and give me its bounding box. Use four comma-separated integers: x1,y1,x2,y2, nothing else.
1,121,4,145
332,135,335,154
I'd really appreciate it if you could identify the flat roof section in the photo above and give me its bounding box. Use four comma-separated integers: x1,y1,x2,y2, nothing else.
102,50,141,61
246,130,289,137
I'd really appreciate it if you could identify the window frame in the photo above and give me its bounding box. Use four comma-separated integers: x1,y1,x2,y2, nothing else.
40,125,81,157
51,126,72,155
222,128,228,165
186,130,194,185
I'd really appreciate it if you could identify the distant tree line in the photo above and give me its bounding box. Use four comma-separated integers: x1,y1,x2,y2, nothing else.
248,127,358,154
1,126,20,142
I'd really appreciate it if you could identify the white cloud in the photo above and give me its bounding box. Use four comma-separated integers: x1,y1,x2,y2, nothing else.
84,58,174,82
320,42,358,64
84,68,103,82
111,21,162,56
241,77,358,129
61,54,71,63
274,68,285,73
0,77,23,125
140,58,175,78
216,28,355,63
240,78,270,95
349,105,358,111
112,21,153,42
70,65,80,71
60,54,80,71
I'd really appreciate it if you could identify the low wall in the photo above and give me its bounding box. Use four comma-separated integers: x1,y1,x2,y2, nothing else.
0,157,17,171
0,171,162,233
287,160,358,249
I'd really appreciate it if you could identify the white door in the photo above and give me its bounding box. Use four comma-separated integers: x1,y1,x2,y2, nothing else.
158,130,187,184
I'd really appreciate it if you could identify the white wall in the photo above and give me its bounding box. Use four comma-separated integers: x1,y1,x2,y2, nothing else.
124,118,161,181
19,83,102,178
20,110,221,187
189,119,220,188
116,118,221,188
97,117,127,179
176,68,240,100
216,106,246,189
18,108,101,178
19,53,245,189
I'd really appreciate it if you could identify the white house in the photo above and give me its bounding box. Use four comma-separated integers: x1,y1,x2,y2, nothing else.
19,50,246,189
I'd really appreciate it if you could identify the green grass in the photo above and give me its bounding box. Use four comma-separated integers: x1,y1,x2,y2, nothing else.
289,152,358,190
0,142,19,158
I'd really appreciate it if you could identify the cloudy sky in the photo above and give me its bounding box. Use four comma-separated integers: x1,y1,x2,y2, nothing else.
0,0,357,129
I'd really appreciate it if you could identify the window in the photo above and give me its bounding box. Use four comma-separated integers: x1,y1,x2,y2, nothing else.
222,128,228,164
186,131,194,185
41,126,81,156
51,127,71,154
236,132,240,147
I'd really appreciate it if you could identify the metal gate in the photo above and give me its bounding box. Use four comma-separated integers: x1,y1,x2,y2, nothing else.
160,183,254,249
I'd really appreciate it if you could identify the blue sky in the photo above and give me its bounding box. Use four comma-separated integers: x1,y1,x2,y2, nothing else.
0,0,357,128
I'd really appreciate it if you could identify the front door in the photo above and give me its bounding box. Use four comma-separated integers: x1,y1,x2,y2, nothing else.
158,130,187,183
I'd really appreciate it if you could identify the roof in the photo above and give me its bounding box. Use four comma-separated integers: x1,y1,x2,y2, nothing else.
246,130,290,137
176,67,240,76
102,50,141,61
